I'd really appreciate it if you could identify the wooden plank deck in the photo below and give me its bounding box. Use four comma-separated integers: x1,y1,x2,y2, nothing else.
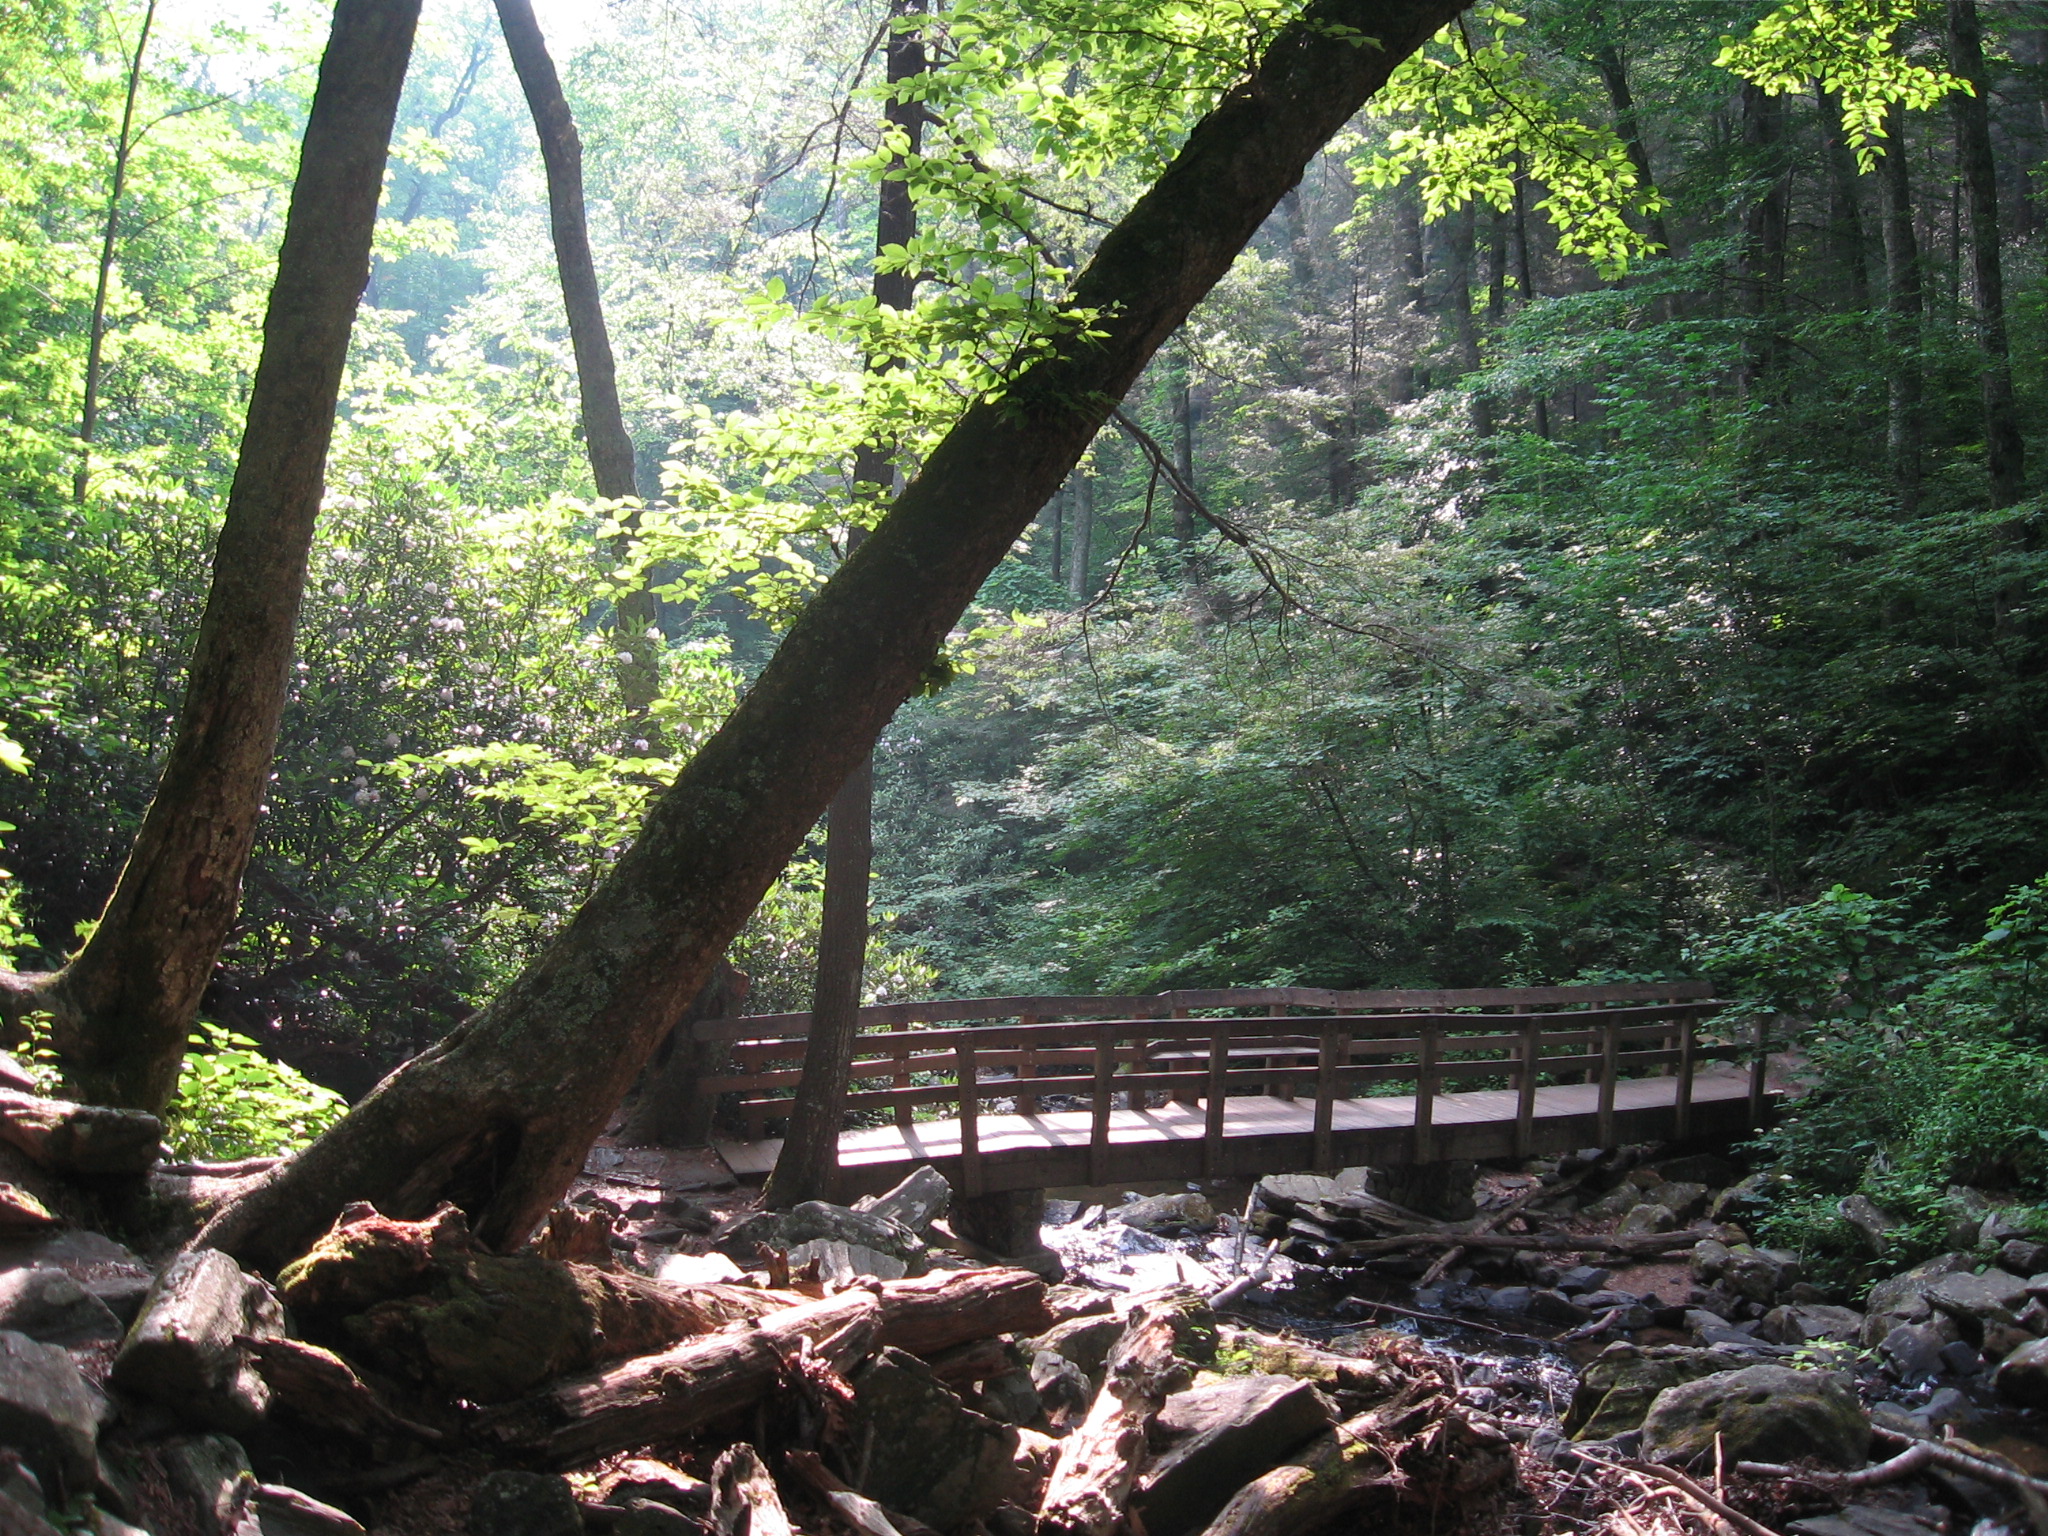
716,1064,1761,1201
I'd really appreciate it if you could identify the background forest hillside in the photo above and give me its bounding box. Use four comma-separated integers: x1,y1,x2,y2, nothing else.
0,0,2043,1108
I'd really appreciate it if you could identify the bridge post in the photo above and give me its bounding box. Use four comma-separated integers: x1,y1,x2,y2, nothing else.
1089,1025,1115,1186
1747,1016,1770,1128
1203,1024,1227,1177
1313,1023,1340,1168
1675,1010,1696,1140
1016,1013,1039,1117
1413,1024,1438,1162
956,1038,982,1198
1514,1010,1537,1158
1596,1009,1618,1148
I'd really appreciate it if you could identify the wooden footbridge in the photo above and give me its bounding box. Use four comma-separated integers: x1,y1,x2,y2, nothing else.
697,982,1775,1201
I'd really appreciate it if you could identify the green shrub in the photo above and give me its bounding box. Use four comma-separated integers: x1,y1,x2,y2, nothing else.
162,1023,348,1161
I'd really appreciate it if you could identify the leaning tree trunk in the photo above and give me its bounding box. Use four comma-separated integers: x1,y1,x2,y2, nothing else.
1947,0,2026,506
493,0,663,728
763,0,926,1210
1879,103,1925,512
0,0,421,1111
196,0,1477,1272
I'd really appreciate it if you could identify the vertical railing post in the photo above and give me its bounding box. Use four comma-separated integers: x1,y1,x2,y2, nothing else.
1171,1007,1198,1105
1313,1023,1339,1169
1016,1013,1039,1117
956,1037,981,1198
1413,1022,1438,1163
1748,1015,1770,1129
1675,1008,1696,1141
1203,1022,1228,1177
1515,1008,1538,1158
1090,1024,1115,1186
893,1019,914,1131
1596,1009,1618,1148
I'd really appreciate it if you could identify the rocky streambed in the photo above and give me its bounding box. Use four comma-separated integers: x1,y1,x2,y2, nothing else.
0,1076,2045,1536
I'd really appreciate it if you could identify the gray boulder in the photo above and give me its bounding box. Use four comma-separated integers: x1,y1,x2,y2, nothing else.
1564,1343,1739,1440
1860,1252,1976,1347
1640,1364,1869,1469
0,1269,121,1346
0,1330,102,1496
850,1347,1025,1530
1993,1335,2048,1408
1924,1269,2030,1342
1617,1204,1677,1237
1656,1183,1712,1223
717,1201,929,1274
1879,1323,1953,1384
852,1166,951,1236
1114,1193,1215,1234
1838,1195,1900,1258
1027,1314,1125,1384
110,1249,283,1432
1759,1304,1864,1347
466,1471,582,1536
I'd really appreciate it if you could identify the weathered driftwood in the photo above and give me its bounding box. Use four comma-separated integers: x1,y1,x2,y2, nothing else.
1332,1225,1713,1263
503,1288,884,1466
111,1248,283,1431
709,1444,794,1536
875,1268,1050,1358
1038,1299,1187,1536
244,1336,443,1443
0,1089,160,1176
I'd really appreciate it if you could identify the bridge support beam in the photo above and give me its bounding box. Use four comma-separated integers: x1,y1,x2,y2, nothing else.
951,1188,1063,1282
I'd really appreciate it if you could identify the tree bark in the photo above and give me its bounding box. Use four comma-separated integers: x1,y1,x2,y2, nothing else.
1818,89,1870,309
1510,166,1549,438
1038,1301,1184,1536
0,0,421,1111
1948,0,2027,506
1066,470,1095,599
1447,204,1491,437
194,0,1478,1272
1736,82,1788,400
618,959,748,1146
493,0,663,726
1591,28,1674,257
75,0,157,505
763,0,925,1211
1879,104,1925,511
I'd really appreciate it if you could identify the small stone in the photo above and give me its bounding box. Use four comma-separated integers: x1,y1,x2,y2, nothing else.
1758,1304,1864,1347
1999,1239,2048,1276
0,1330,102,1494
1880,1323,1952,1384
1113,1193,1215,1235
0,1269,120,1346
1919,1385,1974,1427
1994,1335,2048,1407
1617,1204,1677,1237
1528,1289,1590,1325
1925,1270,2030,1340
1938,1340,1983,1376
1558,1266,1611,1296
1837,1195,1900,1257
467,1471,582,1536
1486,1286,1533,1316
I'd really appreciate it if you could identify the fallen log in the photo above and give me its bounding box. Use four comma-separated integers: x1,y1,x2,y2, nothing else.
1331,1226,1715,1263
245,1337,444,1444
710,1445,794,1536
1039,1298,1188,1536
874,1267,1050,1356
498,1287,883,1466
111,1248,283,1432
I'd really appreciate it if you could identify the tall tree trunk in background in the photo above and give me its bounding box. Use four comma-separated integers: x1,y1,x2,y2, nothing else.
1066,470,1094,599
1948,0,2027,506
1511,168,1549,438
0,0,421,1110
1818,90,1871,309
1281,185,1353,509
1880,104,1925,511
76,0,157,505
1047,482,1064,578
196,0,1477,1271
762,0,925,1210
495,0,663,731
1736,83,1788,399
1390,182,1428,402
1448,203,1492,436
1591,27,1674,257
1170,345,1198,542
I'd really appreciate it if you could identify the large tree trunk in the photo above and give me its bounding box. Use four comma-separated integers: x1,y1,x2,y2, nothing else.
195,0,1477,1273
1736,82,1788,400
1947,0,2027,506
762,0,925,1211
0,0,421,1110
1818,90,1870,309
493,0,663,726
1879,104,1925,512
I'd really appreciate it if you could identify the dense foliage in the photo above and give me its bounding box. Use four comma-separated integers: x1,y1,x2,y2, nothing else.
0,0,2041,1162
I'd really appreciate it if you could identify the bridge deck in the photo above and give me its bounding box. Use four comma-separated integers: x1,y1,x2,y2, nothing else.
717,1064,1759,1200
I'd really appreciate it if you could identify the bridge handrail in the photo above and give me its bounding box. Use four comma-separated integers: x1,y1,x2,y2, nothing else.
684,981,1770,1190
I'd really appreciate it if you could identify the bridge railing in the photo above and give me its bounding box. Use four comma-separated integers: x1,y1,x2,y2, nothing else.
691,982,1761,1189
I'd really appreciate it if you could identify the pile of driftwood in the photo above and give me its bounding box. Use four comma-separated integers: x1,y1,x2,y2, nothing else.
84,1190,1526,1536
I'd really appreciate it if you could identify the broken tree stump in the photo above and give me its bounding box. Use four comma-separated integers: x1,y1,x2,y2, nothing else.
1038,1298,1188,1536
709,1444,793,1536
